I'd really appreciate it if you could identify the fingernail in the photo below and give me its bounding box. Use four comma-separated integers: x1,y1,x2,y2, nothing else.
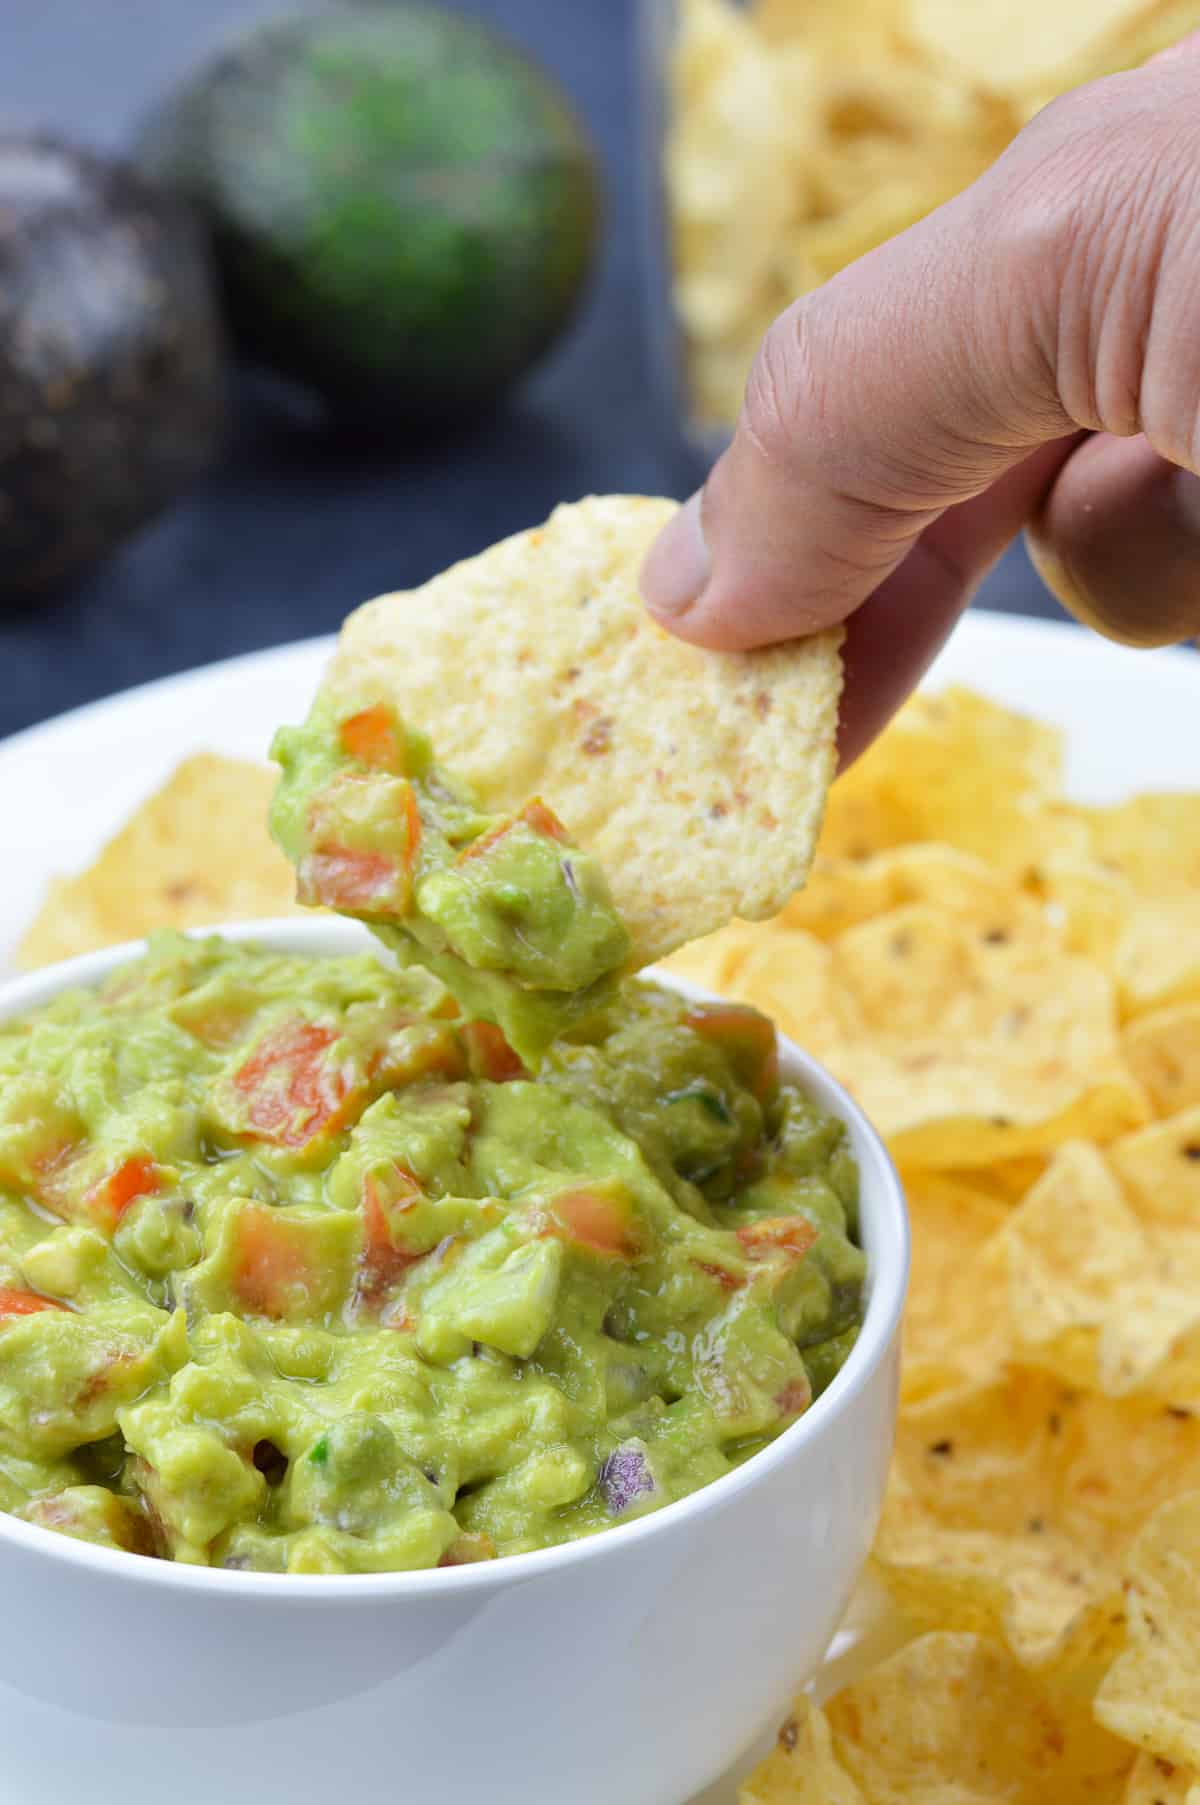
640,490,711,619
1171,468,1200,536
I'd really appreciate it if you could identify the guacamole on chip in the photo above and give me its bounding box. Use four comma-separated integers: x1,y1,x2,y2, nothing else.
270,696,631,1067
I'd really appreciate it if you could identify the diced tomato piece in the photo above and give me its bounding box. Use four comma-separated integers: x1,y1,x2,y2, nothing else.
458,796,570,865
457,818,512,866
71,1348,140,1418
694,1259,744,1293
339,705,406,773
0,1287,69,1319
231,1204,327,1319
519,798,569,844
232,1021,353,1149
735,1216,819,1262
357,1166,426,1309
298,846,406,912
684,1003,779,1100
461,1021,526,1083
545,1184,643,1260
775,1377,813,1419
401,780,423,874
87,1154,159,1233
22,1489,156,1555
438,1531,496,1567
298,776,422,913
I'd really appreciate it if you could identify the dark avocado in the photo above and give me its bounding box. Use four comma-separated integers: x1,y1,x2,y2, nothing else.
137,4,601,430
0,136,228,605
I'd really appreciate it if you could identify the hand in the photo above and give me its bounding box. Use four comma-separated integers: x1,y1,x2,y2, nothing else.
640,37,1200,765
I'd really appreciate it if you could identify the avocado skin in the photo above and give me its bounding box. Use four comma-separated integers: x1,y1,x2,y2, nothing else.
137,5,601,429
0,136,228,604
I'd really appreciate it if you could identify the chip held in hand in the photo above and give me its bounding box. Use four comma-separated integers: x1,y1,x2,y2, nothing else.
318,494,844,971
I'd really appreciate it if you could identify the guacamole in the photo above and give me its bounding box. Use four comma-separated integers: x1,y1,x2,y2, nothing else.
270,700,631,1066
0,935,864,1572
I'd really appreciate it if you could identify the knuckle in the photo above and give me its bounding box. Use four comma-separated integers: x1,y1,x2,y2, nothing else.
739,301,825,474
990,77,1200,445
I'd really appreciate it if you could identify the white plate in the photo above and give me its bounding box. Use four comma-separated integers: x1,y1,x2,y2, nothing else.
1,609,1197,1802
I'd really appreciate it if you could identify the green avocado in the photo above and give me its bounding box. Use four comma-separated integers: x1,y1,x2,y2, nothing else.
0,136,228,604
137,5,601,429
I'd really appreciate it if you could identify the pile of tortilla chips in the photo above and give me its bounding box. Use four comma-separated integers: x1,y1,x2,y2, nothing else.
669,0,1200,428
15,755,304,969
660,688,1200,1801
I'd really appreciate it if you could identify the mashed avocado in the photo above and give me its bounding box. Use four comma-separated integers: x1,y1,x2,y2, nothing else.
0,934,864,1572
270,700,631,1066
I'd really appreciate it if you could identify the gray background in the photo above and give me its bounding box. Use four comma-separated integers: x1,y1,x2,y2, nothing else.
0,0,1068,741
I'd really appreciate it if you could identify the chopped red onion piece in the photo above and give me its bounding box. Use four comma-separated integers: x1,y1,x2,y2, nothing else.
598,1439,659,1516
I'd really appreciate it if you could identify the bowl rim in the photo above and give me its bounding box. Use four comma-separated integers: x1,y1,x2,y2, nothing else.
0,917,909,1601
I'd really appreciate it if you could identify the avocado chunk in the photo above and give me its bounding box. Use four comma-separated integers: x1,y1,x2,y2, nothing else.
0,135,227,604
136,4,601,429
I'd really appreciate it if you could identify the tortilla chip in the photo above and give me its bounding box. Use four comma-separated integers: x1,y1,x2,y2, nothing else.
780,843,1034,943
875,1369,1200,1667
742,1637,1134,1803
1024,839,1200,1029
319,496,843,968
740,1695,864,1803
900,1173,1008,1369
1108,0,1200,76
872,1509,1122,1671
823,1633,1132,1802
657,917,766,995
16,757,302,969
716,929,855,1058
896,1372,1200,1562
1031,855,1133,965
1096,1492,1200,1771
815,687,1073,872
1116,896,1200,1017
1006,1141,1200,1400
683,895,1147,1166
1070,794,1200,896
952,1154,1049,1204
797,168,969,283
907,0,1163,94
1123,1753,1200,1804
1110,1108,1200,1232
1124,1004,1200,1116
669,0,802,340
751,0,904,53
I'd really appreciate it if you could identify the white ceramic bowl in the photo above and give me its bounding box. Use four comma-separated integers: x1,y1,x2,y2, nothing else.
0,919,907,1805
